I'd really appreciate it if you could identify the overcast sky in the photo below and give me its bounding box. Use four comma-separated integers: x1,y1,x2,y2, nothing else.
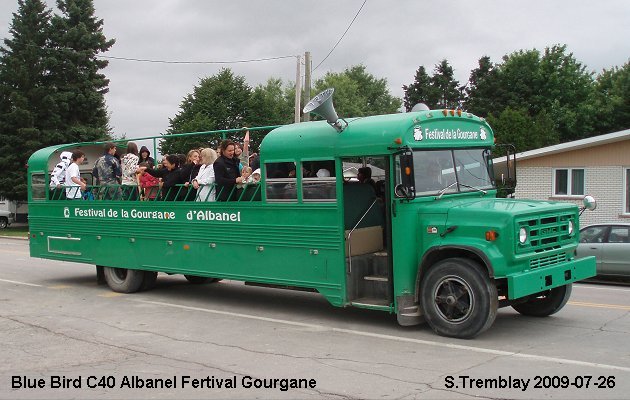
1,0,629,142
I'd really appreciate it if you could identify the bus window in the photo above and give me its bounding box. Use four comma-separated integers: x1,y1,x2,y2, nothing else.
31,174,46,200
265,162,297,202
303,159,336,202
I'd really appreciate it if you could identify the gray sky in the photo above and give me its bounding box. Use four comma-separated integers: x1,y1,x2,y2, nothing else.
1,0,629,142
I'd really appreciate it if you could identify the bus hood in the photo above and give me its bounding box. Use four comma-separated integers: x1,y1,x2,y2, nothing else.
420,197,578,222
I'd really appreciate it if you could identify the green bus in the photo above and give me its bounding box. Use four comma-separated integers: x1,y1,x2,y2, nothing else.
27,92,597,338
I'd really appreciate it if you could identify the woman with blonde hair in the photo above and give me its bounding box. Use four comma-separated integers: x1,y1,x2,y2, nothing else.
192,148,219,201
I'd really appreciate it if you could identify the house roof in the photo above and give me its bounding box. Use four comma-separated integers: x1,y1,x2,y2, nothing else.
493,128,630,164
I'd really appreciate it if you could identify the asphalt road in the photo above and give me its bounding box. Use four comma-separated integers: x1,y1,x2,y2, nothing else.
0,237,629,399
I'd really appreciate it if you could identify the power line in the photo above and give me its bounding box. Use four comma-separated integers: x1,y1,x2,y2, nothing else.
97,54,296,64
312,0,367,72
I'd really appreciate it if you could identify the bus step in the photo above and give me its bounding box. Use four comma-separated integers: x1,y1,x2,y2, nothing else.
363,275,388,282
351,297,390,307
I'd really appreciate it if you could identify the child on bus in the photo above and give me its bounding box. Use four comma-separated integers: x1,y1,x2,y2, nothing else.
237,166,253,189
138,162,160,200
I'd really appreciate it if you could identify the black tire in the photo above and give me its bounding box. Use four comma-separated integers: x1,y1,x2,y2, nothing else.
140,271,158,291
0,217,8,229
103,267,145,293
512,284,572,317
184,275,220,284
420,258,498,339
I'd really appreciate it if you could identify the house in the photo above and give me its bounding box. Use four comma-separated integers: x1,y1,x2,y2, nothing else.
494,129,630,226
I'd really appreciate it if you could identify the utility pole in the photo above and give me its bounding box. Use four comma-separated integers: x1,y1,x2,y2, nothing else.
294,55,301,123
303,51,312,122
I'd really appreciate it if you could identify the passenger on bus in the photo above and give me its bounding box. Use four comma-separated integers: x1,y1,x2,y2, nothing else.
65,151,86,200
120,142,140,201
234,143,245,173
357,167,377,192
237,166,253,189
213,140,244,201
139,162,160,200
92,142,122,200
192,148,218,202
49,151,73,200
247,168,261,184
138,146,155,168
138,154,184,201
180,149,201,201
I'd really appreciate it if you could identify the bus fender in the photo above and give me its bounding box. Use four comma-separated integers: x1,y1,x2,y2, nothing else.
414,245,494,304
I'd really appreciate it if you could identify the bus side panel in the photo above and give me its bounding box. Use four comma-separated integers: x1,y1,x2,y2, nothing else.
28,202,347,306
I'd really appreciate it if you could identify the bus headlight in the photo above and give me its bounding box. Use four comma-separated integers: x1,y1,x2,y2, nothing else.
568,220,574,236
518,227,528,244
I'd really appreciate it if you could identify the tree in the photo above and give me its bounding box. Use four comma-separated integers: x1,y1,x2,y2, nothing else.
487,107,559,153
0,0,53,200
402,66,435,111
313,64,401,118
403,60,462,110
247,78,294,151
49,0,115,142
590,62,630,134
430,59,461,109
161,68,253,155
463,56,501,116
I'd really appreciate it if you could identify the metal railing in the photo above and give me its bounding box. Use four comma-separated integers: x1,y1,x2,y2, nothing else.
50,183,263,202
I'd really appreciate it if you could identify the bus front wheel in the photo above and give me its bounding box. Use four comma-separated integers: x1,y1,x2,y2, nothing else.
420,258,498,339
104,267,145,293
511,284,572,317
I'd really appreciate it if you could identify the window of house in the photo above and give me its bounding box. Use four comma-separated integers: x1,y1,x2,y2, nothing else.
553,168,584,196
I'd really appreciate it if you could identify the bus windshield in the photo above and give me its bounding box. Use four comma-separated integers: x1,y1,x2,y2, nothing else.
410,149,494,196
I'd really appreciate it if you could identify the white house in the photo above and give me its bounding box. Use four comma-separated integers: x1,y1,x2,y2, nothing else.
495,129,630,227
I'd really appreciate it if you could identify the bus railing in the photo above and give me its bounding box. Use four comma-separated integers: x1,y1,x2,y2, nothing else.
50,183,262,202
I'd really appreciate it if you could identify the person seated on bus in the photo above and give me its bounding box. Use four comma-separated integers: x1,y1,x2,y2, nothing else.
316,168,331,178
357,167,376,192
180,149,201,201
192,148,218,202
49,151,73,200
138,162,160,200
92,142,122,200
416,161,443,193
120,142,140,201
138,146,155,168
213,140,244,201
138,154,184,201
237,166,253,189
65,151,86,200
247,168,261,184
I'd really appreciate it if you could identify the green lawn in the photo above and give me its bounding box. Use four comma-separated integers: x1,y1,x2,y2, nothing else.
0,226,29,237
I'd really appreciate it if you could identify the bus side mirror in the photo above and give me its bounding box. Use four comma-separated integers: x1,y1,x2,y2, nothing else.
579,195,597,215
493,144,517,198
397,151,415,199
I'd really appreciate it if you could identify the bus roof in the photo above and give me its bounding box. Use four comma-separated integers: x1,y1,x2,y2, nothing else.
260,109,494,160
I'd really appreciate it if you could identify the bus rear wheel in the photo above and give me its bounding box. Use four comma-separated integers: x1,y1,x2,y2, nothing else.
104,267,145,293
420,258,498,339
511,284,572,317
184,275,220,284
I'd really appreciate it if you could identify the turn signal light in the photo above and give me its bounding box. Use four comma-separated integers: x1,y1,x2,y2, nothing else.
485,230,499,241
442,109,448,116
394,138,402,144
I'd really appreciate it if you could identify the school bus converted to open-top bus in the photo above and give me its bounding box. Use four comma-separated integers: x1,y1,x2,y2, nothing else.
27,89,597,338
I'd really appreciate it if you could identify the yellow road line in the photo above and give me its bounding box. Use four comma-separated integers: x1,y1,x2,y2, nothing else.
568,301,630,311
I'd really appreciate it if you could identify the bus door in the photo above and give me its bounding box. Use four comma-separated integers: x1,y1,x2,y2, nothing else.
342,157,392,308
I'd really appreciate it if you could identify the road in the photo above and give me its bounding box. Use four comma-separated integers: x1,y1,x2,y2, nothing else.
0,237,629,399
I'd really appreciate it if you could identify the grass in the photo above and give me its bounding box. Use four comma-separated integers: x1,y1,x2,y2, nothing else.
0,226,29,237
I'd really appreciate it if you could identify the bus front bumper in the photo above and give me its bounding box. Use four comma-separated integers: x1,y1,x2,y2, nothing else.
507,256,596,299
